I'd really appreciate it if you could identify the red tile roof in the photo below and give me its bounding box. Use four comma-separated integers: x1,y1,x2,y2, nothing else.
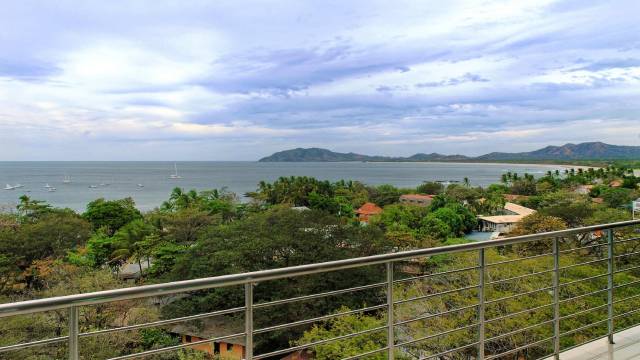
356,202,383,215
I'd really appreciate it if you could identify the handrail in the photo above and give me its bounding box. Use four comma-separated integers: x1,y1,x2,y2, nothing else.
1,219,637,318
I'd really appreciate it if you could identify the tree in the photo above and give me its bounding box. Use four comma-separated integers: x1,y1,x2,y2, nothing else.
600,187,634,208
83,198,142,235
509,213,567,254
367,184,402,207
416,182,443,195
163,207,392,353
296,307,386,359
16,195,52,222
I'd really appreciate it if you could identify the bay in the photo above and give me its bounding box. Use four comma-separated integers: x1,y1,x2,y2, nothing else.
0,161,564,212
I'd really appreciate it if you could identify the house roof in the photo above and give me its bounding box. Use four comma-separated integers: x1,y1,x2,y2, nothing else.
400,194,434,201
171,316,245,345
504,202,536,216
478,215,526,224
356,202,383,215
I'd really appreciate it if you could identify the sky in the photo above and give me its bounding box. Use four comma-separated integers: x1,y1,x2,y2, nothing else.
1,0,640,160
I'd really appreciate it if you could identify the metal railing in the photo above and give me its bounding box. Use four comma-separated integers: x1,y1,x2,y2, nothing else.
1,220,640,359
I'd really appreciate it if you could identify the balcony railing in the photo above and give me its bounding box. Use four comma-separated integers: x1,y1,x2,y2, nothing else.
1,219,640,359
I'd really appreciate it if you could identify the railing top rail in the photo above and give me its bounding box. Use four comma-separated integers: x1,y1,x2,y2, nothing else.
0,219,638,317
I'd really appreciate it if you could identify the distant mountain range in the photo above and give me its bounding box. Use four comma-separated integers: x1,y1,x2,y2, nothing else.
259,142,640,162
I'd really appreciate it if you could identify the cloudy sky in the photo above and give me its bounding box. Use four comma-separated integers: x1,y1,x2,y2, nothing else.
1,0,640,160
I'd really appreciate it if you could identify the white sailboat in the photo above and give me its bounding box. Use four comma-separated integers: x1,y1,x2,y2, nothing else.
4,184,15,190
63,175,72,184
169,163,182,179
48,187,57,192
44,183,52,189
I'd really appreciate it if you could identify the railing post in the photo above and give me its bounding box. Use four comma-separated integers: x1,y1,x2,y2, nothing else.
386,262,394,360
478,249,485,360
245,283,253,360
68,306,79,360
607,229,615,344
553,238,560,360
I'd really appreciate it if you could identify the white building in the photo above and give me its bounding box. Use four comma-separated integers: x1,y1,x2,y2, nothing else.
478,202,536,234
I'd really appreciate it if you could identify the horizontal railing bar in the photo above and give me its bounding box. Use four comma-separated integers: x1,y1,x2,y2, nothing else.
485,286,554,305
107,332,245,360
614,236,640,245
83,306,244,337
0,335,67,353
613,307,640,319
2,220,636,317
486,319,554,342
614,264,640,274
613,278,640,290
486,252,554,267
559,258,607,270
485,336,554,360
559,288,607,304
395,322,479,347
485,303,553,324
340,346,389,360
559,242,607,254
394,303,479,326
614,250,640,259
254,282,385,309
485,269,553,286
393,284,478,305
559,273,608,287
253,325,387,359
559,318,608,337
614,292,640,304
420,342,479,359
394,265,480,284
254,304,386,334
559,303,608,321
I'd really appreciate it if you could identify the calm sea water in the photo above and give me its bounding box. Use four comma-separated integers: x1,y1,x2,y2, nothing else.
0,162,563,212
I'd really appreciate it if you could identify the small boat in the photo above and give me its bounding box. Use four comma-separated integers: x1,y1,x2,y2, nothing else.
44,183,52,188
89,185,98,189
14,184,24,188
48,187,57,192
169,163,182,179
4,184,15,190
99,183,106,187
137,184,144,188
63,175,72,184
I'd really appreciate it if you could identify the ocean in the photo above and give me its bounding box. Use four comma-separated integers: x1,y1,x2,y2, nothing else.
0,161,564,212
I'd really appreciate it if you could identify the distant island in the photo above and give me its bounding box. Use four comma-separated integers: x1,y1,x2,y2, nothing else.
259,142,640,162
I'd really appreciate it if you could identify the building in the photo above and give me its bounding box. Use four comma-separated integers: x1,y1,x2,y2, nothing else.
355,202,383,223
172,317,245,359
478,202,536,234
399,194,434,207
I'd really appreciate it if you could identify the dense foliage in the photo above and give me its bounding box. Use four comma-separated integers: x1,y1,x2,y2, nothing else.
0,163,639,359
